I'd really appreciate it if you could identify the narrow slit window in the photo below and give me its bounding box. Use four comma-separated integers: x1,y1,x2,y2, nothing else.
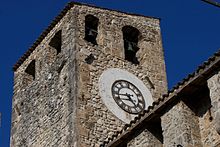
84,15,99,45
49,30,62,54
122,26,140,64
25,60,35,80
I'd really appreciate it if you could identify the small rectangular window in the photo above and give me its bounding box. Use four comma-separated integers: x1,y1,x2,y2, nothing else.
49,30,62,54
25,60,35,80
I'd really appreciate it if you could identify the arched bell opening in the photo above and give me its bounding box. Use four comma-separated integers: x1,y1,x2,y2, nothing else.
122,26,140,64
84,14,99,45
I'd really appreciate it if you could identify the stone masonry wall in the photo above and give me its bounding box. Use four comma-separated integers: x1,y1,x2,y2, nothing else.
161,101,202,147
206,72,220,146
11,9,78,147
77,46,160,146
74,5,167,146
127,125,163,147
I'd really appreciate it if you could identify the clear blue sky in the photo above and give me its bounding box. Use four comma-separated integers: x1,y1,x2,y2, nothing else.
0,0,220,146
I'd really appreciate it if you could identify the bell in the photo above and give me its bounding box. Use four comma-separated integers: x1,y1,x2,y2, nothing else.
88,29,94,36
127,41,134,51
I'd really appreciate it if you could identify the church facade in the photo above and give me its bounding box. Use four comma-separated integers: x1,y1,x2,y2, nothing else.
10,2,220,147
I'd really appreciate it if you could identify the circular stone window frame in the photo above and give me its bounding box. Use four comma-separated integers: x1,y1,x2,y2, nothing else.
98,68,153,123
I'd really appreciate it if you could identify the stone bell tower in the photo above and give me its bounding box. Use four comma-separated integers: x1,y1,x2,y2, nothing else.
10,2,167,146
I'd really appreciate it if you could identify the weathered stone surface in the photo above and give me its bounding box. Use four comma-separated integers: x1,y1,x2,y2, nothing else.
207,72,220,146
127,129,163,147
161,101,202,147
11,9,78,147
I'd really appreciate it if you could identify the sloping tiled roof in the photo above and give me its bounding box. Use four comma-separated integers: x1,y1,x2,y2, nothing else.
13,1,160,71
101,49,220,146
